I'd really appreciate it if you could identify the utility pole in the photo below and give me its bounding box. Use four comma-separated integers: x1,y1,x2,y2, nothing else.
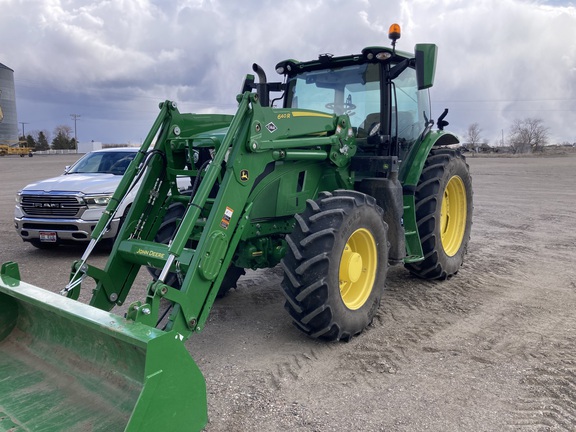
70,114,81,151
19,122,28,140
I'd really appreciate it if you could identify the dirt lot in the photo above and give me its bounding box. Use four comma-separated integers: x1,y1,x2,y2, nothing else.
1,153,575,431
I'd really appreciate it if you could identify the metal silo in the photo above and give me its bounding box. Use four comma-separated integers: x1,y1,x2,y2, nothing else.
0,62,19,146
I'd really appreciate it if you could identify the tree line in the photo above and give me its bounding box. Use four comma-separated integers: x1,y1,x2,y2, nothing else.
19,125,77,151
18,117,564,154
464,117,555,154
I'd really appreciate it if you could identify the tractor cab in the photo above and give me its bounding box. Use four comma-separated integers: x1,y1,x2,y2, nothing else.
279,58,429,160
273,24,438,169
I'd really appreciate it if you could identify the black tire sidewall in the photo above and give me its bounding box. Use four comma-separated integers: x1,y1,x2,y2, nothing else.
325,201,388,335
281,190,389,340
405,149,473,279
434,154,473,275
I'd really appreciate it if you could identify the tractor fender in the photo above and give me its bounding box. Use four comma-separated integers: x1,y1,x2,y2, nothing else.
399,130,460,263
400,130,460,188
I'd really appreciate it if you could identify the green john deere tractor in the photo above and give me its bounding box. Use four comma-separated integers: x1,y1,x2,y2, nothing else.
0,24,472,431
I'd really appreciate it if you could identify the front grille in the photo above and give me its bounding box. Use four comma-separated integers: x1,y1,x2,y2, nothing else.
21,195,84,217
22,223,79,231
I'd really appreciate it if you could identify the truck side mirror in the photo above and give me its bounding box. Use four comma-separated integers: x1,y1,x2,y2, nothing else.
414,44,438,90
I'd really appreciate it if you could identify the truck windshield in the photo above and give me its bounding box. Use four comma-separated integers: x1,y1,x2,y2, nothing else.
67,151,136,175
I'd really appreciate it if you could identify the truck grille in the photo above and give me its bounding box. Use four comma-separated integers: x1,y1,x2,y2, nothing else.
21,195,84,217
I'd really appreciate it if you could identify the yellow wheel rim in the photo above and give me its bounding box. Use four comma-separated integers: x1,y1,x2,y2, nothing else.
339,228,377,310
440,175,467,257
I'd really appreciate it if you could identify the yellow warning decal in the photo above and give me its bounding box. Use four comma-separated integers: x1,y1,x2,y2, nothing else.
220,206,234,229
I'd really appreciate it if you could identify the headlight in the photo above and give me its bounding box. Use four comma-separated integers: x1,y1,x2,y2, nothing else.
15,192,23,204
83,194,112,207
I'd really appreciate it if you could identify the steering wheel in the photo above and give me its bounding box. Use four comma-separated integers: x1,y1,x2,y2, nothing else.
325,102,356,114
368,122,381,137
108,158,131,175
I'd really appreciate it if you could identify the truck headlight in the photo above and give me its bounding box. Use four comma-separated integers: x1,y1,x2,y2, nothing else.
83,194,112,207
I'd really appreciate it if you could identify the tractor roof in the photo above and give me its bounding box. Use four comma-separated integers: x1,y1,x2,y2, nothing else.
275,46,413,76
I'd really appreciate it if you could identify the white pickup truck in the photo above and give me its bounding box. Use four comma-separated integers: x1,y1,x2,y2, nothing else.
15,148,145,249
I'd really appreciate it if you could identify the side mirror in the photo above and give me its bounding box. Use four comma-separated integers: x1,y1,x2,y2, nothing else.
414,44,437,90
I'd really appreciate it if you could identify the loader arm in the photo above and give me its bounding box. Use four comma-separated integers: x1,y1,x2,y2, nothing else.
0,91,352,431
71,91,355,341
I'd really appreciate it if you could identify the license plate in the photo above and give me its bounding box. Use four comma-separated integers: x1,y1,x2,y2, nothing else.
39,231,57,242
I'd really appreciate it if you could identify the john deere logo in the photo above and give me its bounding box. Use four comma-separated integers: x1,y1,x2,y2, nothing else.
240,170,249,182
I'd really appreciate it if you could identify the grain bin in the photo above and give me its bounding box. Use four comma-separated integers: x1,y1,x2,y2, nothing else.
0,62,19,145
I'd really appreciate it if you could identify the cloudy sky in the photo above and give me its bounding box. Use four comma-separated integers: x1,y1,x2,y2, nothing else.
1,0,575,145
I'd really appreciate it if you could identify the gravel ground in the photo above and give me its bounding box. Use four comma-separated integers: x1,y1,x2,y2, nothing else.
1,152,575,431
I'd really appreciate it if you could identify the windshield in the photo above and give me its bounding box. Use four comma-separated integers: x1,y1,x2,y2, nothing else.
286,63,380,131
67,151,136,175
285,62,431,143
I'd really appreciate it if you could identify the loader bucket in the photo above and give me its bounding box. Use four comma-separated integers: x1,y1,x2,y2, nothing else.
0,262,207,432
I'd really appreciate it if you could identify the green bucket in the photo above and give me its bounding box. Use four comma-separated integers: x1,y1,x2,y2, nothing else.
0,262,207,432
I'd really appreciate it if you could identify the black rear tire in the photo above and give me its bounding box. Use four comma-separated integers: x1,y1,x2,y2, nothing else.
405,149,473,279
281,190,388,341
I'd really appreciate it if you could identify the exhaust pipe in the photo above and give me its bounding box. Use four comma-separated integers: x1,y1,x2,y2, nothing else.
252,63,269,107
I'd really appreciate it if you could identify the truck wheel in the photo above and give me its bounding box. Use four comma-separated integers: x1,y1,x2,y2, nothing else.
405,149,473,279
147,198,245,297
281,190,388,341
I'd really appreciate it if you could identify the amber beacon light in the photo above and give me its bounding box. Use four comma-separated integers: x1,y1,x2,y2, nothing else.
388,23,401,42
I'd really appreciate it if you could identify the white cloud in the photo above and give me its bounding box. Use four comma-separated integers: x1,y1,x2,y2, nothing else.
0,0,574,144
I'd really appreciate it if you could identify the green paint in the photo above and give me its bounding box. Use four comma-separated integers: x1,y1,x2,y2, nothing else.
0,39,458,431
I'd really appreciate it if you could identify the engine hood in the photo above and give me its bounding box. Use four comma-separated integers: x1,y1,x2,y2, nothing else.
20,173,122,195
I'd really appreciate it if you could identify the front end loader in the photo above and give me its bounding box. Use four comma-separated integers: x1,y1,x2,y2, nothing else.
0,24,472,431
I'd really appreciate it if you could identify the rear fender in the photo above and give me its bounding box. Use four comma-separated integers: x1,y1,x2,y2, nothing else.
399,130,460,263
400,130,460,188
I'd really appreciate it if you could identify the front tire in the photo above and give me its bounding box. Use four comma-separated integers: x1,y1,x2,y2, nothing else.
281,190,388,341
405,149,473,279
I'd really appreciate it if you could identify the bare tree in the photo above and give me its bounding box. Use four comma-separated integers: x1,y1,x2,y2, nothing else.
508,118,549,154
52,125,74,150
465,123,483,153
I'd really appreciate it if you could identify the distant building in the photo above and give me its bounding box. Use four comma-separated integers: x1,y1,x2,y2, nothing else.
77,141,103,153
0,62,19,145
